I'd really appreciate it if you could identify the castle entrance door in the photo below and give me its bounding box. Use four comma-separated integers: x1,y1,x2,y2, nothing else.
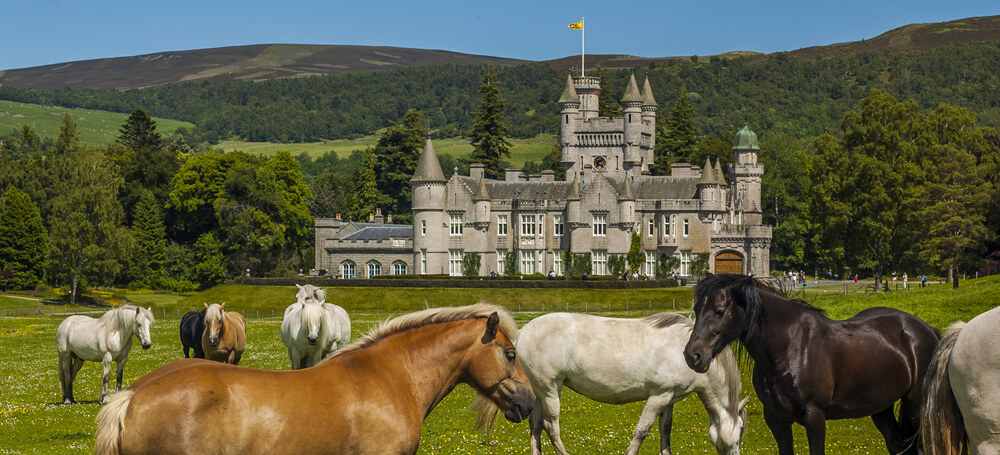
714,251,744,274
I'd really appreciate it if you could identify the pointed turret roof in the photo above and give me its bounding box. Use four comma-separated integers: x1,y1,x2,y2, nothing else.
558,74,579,104
411,138,446,183
621,73,642,103
641,77,657,107
698,158,716,185
566,176,581,201
714,160,728,186
618,178,635,201
473,177,491,201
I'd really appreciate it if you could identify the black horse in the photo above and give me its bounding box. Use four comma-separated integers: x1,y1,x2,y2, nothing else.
683,274,939,455
179,309,206,358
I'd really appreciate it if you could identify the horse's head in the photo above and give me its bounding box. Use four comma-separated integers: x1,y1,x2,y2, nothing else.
204,303,226,346
709,396,749,455
133,306,154,350
467,312,534,428
685,274,758,373
300,302,324,345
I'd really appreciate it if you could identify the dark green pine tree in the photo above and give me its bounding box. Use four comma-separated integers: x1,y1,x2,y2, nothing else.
53,112,81,156
0,186,48,290
349,148,390,221
130,190,167,287
373,109,427,224
595,66,621,119
118,109,164,152
653,85,698,174
468,63,512,180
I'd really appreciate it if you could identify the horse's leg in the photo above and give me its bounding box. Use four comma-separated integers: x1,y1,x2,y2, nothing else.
537,384,570,455
626,395,672,455
895,398,923,455
232,349,243,366
657,403,675,455
762,408,795,455
529,399,545,455
58,351,72,404
67,355,84,404
99,352,113,404
801,406,827,455
115,355,128,392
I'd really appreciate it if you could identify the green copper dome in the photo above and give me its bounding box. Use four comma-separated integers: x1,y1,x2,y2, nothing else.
732,125,759,151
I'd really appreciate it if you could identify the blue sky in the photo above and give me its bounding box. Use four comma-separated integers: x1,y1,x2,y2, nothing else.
2,1,999,71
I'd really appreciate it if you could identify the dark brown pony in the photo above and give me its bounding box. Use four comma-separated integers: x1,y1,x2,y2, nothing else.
683,274,939,455
95,303,534,455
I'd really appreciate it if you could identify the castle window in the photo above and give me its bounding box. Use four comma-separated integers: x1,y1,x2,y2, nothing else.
497,251,506,275
341,261,356,279
553,251,564,275
420,250,427,275
367,261,381,278
520,250,536,274
449,250,463,276
647,218,654,237
663,215,670,236
645,252,656,277
450,215,463,236
421,220,426,236
683,219,690,237
554,215,564,237
520,214,536,236
592,251,607,275
497,214,508,237
393,261,407,275
680,251,692,276
593,214,606,236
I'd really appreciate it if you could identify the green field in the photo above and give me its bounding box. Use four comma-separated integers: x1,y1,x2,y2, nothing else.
218,133,557,167
0,100,194,145
1,277,998,454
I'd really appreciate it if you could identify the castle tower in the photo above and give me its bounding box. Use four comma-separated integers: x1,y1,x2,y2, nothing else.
621,74,643,178
617,178,636,229
410,139,448,274
559,74,581,176
697,157,723,210
640,76,658,173
565,176,584,252
574,75,601,119
472,177,491,224
731,125,763,225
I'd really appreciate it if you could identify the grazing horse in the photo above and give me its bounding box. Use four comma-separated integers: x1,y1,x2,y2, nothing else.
56,305,154,404
281,298,351,369
295,283,326,303
683,274,939,455
179,309,206,358
518,312,747,455
201,303,246,365
922,306,1000,455
94,304,534,455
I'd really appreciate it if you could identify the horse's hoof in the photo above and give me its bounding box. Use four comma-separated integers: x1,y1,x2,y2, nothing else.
63,399,74,405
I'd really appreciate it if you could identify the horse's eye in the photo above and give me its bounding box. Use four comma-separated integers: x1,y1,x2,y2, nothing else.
714,309,725,318
504,349,516,361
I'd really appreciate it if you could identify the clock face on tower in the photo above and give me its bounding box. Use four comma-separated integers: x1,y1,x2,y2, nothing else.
593,156,607,170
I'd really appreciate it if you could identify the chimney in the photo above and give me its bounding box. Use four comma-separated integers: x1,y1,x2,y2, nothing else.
469,163,485,180
374,208,384,225
386,213,393,224
368,212,375,222
540,170,555,181
334,213,341,221
505,168,523,182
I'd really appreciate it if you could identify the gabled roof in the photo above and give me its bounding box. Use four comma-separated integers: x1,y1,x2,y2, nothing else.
641,77,657,107
607,176,700,200
340,226,413,241
411,138,446,182
621,73,642,103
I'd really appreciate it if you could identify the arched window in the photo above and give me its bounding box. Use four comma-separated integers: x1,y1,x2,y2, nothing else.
341,261,356,279
393,261,407,275
367,261,381,278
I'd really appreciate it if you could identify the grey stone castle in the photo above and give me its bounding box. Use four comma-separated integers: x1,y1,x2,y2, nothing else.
315,74,772,278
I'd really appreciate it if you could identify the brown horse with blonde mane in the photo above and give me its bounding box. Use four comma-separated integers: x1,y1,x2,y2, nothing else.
95,303,534,455
201,302,246,365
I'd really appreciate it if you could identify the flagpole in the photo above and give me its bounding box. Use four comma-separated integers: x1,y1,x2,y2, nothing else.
581,17,585,77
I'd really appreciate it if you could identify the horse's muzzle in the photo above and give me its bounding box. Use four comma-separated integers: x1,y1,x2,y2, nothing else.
683,347,711,373
141,342,151,350
308,337,318,345
503,385,534,423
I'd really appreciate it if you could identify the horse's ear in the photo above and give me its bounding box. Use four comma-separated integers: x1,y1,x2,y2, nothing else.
296,284,302,289
135,306,141,315
739,396,749,409
483,312,500,342
204,303,209,309
147,306,152,313
221,302,226,309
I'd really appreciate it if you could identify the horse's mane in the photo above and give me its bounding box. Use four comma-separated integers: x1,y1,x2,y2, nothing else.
327,303,517,360
204,303,224,321
99,304,152,330
296,284,327,303
642,312,692,329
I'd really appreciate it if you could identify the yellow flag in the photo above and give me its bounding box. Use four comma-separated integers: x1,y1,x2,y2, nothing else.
568,20,583,30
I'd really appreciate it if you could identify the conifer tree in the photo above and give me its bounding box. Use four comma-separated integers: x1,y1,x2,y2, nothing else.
54,113,81,156
130,190,167,287
595,66,621,119
468,63,512,180
0,186,47,290
118,109,164,153
653,85,698,174
349,148,389,221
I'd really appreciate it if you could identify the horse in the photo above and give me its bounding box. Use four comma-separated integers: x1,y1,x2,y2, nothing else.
179,309,206,358
295,283,326,303
922,306,1000,455
201,303,246,365
683,274,940,455
517,312,747,455
94,303,534,455
280,298,351,369
56,305,155,404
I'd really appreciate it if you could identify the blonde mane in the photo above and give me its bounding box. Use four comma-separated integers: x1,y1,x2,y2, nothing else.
328,303,517,360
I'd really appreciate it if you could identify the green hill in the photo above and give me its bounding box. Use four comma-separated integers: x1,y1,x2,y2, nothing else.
0,100,194,144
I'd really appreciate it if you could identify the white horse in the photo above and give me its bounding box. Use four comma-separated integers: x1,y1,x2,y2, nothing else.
281,285,351,369
922,306,1000,455
56,304,154,404
517,312,747,455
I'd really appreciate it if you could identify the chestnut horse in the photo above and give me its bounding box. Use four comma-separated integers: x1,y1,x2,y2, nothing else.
201,303,246,365
683,274,939,455
95,303,534,455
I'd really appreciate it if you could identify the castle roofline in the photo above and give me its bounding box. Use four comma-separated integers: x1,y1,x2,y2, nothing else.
411,138,446,182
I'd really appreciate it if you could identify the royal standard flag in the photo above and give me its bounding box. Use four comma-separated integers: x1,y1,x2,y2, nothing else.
568,20,583,30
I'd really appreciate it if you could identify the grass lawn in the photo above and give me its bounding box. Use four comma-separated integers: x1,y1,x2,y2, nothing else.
0,100,193,145
0,276,997,453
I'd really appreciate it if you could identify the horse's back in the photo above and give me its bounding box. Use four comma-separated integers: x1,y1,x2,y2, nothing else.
949,307,1000,448
57,315,104,359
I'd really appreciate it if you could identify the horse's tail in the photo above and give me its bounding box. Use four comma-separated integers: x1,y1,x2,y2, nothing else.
95,390,133,455
921,321,967,455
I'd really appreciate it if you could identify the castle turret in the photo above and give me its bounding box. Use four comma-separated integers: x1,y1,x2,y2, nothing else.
640,76,658,172
559,74,581,175
617,178,636,228
621,74,643,175
698,157,722,209
731,125,763,225
574,75,601,119
411,139,447,274
565,176,584,253
472,177,491,224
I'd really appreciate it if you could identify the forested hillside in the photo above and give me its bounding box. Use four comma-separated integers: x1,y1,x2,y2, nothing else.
2,42,1000,144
